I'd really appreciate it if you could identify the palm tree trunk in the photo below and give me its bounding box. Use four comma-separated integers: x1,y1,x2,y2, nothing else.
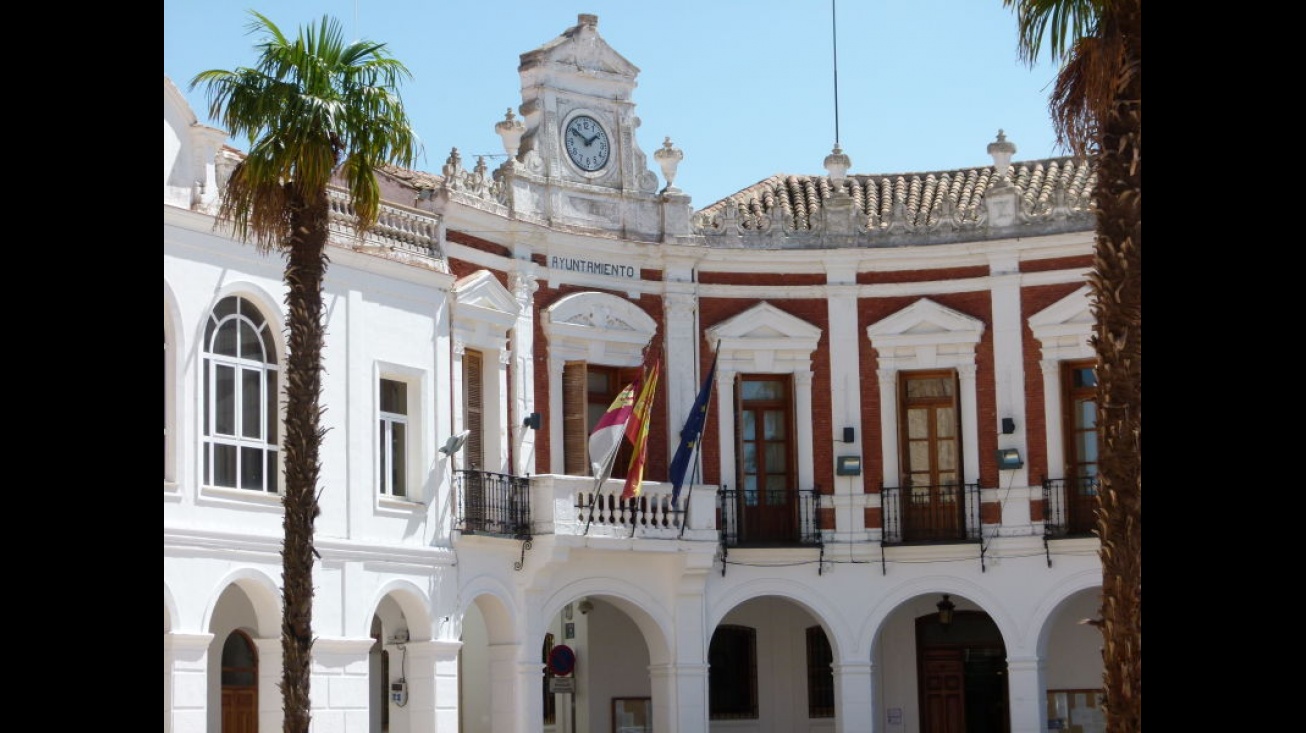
280,187,329,733
1091,2,1142,731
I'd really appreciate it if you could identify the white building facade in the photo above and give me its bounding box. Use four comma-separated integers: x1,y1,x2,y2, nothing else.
165,14,1106,733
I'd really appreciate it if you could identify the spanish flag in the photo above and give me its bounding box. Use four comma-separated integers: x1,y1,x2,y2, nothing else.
620,356,661,500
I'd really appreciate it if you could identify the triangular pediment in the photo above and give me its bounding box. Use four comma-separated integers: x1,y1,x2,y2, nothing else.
454,271,520,317
519,14,639,85
866,298,984,345
1029,286,1093,359
707,302,821,344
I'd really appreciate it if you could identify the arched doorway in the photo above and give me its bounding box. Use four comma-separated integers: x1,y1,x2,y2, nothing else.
916,608,1009,733
221,629,258,733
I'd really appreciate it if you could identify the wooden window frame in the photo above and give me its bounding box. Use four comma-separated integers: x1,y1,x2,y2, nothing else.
897,369,961,488
709,624,758,720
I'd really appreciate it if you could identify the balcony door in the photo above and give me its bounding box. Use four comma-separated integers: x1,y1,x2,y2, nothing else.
1061,360,1098,535
900,371,963,542
737,375,794,543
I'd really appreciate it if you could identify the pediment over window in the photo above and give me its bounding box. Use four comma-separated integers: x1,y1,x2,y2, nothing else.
543,291,656,365
866,298,984,370
1028,286,1093,361
706,301,821,373
453,270,520,350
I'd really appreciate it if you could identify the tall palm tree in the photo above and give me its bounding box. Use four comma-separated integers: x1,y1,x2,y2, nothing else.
191,12,418,732
1004,1,1140,731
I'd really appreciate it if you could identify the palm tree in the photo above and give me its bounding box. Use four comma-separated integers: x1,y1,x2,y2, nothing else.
1004,1,1140,731
191,12,418,731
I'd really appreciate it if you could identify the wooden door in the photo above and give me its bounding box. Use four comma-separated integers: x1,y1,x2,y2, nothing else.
738,376,794,543
901,372,962,542
922,648,966,733
221,630,258,733
221,687,257,733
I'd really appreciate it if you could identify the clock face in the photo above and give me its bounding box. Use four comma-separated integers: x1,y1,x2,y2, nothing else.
564,115,610,172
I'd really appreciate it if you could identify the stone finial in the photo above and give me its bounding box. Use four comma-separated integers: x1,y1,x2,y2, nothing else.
654,136,684,192
987,129,1017,182
495,108,525,159
824,144,851,189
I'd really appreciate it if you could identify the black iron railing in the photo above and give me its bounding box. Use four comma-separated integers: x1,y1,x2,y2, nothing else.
880,482,981,545
455,469,532,539
1042,475,1099,538
718,486,823,548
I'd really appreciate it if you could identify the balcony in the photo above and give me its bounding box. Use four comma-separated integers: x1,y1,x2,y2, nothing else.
455,470,720,543
1043,475,1099,539
454,469,531,539
880,482,981,545
718,487,823,548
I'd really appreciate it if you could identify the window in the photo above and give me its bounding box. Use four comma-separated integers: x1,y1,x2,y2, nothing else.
463,349,484,470
563,362,639,477
379,378,409,498
899,370,964,541
737,375,795,542
203,296,279,491
1061,360,1098,534
542,632,556,724
806,625,834,718
709,625,757,719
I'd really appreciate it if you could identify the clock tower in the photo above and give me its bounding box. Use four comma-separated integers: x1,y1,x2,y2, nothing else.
493,14,692,242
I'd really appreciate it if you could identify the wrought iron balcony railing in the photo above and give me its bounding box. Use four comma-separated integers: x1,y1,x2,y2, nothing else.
718,486,823,548
1042,475,1099,539
455,469,532,539
880,482,981,545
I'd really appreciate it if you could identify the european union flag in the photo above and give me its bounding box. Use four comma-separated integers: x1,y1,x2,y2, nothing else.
669,354,718,503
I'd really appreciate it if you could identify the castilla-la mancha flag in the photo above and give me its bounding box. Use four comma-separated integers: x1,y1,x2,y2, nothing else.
621,356,661,500
588,378,639,482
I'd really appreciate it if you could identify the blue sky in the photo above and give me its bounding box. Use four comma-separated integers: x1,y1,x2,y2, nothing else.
164,1,1066,209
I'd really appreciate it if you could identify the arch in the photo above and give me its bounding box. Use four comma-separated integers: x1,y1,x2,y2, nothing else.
707,577,857,662
854,576,1022,659
458,573,521,645
541,578,672,666
542,290,657,366
366,579,435,642
164,583,179,634
164,280,183,488
203,568,282,640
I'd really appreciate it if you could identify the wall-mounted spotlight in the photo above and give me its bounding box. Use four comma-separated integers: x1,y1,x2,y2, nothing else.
836,456,862,476
996,447,1023,470
440,430,471,456
523,412,541,430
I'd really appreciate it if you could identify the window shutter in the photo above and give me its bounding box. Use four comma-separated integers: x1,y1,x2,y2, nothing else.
464,350,484,470
564,362,588,474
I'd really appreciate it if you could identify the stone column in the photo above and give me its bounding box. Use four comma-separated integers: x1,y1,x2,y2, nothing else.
511,263,539,476
1006,655,1046,733
253,637,283,733
310,637,374,731
834,659,874,733
165,632,213,733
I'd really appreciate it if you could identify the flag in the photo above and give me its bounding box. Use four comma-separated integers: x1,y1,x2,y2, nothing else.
620,356,661,500
588,378,639,482
669,353,717,503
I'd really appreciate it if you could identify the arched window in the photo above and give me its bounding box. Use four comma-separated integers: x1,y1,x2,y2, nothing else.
203,296,279,491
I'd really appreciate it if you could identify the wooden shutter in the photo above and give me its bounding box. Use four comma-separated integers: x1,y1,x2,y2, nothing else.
464,349,484,470
564,362,588,474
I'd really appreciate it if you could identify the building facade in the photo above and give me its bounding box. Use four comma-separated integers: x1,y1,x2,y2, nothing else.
165,14,1105,733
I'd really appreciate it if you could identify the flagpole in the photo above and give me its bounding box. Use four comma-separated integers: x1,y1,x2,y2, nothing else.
674,354,717,538
582,444,621,536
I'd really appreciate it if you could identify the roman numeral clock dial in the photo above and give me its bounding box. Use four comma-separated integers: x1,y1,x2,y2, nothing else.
564,115,610,172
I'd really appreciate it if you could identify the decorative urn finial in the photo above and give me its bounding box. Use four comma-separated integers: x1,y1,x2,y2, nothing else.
824,143,851,188
654,136,684,192
987,129,1017,182
495,108,526,160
